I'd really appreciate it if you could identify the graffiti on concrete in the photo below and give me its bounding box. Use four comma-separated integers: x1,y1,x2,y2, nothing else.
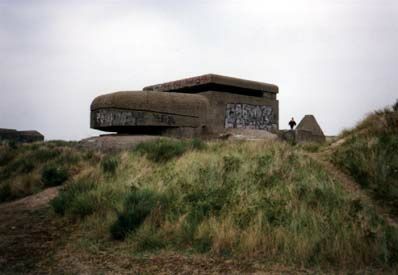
153,113,176,126
93,109,176,127
225,104,275,130
94,109,144,127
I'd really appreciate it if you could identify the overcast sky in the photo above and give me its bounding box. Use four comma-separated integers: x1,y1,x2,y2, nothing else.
0,0,397,140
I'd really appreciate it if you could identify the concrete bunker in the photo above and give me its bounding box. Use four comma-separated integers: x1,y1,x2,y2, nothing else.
91,74,279,138
0,128,44,143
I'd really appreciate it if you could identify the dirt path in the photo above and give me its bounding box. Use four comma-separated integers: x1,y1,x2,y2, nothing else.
306,151,398,228
0,187,68,274
51,249,308,274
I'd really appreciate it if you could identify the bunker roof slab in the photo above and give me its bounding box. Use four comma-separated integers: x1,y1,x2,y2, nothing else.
18,130,44,137
0,128,18,134
143,74,279,95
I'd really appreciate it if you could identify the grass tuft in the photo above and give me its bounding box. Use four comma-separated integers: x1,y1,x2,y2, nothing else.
110,189,164,240
101,156,119,175
51,179,96,216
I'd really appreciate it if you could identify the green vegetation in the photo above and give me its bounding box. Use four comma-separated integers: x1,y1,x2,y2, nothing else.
134,138,206,162
110,188,166,240
296,142,322,153
48,139,398,269
101,156,119,175
332,104,398,214
51,179,97,217
2,122,398,270
0,141,100,202
41,165,69,187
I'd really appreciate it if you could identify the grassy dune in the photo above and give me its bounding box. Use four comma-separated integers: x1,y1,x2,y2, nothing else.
2,124,398,270
44,139,398,269
332,105,398,215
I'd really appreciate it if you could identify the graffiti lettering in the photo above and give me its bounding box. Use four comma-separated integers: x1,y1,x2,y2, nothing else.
93,109,177,127
225,104,276,130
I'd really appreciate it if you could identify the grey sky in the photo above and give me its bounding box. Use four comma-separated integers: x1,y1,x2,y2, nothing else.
1,0,397,140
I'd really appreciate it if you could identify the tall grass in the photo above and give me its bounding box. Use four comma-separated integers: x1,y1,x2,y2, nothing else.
101,156,119,175
51,139,398,268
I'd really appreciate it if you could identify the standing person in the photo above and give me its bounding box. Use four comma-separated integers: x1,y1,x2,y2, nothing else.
289,117,296,130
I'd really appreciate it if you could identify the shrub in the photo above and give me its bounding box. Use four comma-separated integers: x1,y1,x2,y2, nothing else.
110,189,162,240
41,165,69,187
68,194,97,218
101,156,119,175
51,180,96,216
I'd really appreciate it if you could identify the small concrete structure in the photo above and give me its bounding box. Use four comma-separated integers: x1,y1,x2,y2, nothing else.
279,115,326,143
0,128,44,143
296,115,325,142
91,74,279,138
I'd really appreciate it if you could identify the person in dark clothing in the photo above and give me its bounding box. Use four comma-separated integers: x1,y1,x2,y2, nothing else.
289,117,296,130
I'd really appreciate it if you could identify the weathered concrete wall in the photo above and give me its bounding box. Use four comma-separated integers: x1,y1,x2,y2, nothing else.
198,91,278,134
91,91,209,134
295,129,325,143
91,109,201,129
91,91,208,122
